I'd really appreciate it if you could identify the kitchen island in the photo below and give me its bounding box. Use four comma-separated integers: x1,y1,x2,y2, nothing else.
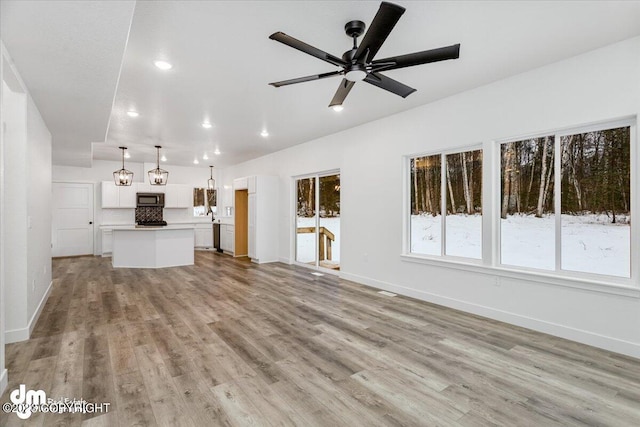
112,225,195,268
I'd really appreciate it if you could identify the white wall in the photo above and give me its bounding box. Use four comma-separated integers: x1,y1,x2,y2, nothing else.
220,36,640,357
1,44,53,349
26,92,52,319
52,160,221,254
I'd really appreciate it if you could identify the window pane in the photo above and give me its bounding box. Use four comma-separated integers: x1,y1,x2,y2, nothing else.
445,149,482,258
410,155,442,256
296,178,316,264
500,137,555,270
560,127,630,278
319,174,340,270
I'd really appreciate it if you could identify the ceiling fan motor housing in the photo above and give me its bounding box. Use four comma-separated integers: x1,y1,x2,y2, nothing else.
344,20,366,38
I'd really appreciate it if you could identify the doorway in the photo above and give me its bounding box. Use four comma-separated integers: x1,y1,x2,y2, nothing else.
234,189,248,257
52,182,94,257
295,171,340,271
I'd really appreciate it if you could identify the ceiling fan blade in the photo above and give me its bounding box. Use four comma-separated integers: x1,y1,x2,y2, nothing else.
364,72,415,98
269,71,343,87
354,2,406,62
372,44,460,71
329,79,355,107
269,32,347,67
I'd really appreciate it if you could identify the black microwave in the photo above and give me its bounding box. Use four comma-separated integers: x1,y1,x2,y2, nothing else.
136,192,165,207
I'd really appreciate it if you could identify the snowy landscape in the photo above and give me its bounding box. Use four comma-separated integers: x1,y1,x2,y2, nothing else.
411,213,630,277
296,217,341,266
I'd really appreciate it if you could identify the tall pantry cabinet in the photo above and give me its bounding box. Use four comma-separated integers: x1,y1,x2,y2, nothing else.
234,175,279,263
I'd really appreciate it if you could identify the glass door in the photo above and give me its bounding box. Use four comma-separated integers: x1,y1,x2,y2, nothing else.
318,174,340,270
295,177,316,265
295,172,340,271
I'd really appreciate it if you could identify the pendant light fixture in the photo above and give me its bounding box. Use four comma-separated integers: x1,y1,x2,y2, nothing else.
113,146,134,186
207,165,215,190
148,145,169,185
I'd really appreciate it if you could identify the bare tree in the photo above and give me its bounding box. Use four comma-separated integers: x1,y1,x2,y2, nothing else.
536,137,550,217
461,152,472,214
501,142,515,219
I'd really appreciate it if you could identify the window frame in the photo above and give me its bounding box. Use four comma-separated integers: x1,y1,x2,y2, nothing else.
405,143,484,264
402,116,638,294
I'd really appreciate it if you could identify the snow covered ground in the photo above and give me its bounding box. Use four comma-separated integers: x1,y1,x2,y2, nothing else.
411,213,630,277
296,217,341,265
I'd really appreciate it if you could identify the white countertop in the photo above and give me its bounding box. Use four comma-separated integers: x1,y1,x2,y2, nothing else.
101,217,233,229
118,225,196,231
104,224,196,230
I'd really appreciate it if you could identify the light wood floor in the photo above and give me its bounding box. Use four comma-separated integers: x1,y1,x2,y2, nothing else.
2,252,640,426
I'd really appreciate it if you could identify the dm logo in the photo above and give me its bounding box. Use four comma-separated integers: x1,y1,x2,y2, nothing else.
10,384,47,419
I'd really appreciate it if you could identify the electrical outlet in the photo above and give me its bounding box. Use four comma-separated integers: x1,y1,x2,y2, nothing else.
43,265,47,274
363,253,368,262
31,279,35,292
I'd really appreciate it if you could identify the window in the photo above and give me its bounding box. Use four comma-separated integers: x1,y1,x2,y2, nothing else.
499,124,631,278
560,127,630,278
193,188,216,217
500,136,555,270
410,148,482,259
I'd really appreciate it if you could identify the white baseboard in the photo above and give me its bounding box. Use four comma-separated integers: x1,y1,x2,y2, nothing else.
340,271,640,359
0,368,7,395
278,257,291,265
5,280,53,344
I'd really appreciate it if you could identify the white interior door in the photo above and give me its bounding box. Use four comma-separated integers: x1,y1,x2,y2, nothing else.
52,182,94,257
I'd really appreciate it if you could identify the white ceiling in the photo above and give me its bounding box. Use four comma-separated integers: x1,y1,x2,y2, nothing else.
2,1,640,168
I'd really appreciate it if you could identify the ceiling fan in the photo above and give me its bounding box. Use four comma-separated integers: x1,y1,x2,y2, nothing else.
268,1,461,109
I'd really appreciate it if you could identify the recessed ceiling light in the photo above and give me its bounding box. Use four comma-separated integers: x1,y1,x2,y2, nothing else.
214,148,221,155
124,152,131,159
161,155,167,162
260,130,269,138
193,158,199,164
153,60,173,70
202,122,212,129
127,110,139,117
203,153,209,160
332,105,344,112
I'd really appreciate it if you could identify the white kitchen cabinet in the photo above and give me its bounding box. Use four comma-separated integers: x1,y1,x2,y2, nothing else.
194,224,213,249
220,224,234,253
101,181,136,208
248,193,257,258
248,176,257,194
165,184,191,208
233,177,248,190
247,175,278,263
101,182,119,208
101,229,113,256
119,184,137,208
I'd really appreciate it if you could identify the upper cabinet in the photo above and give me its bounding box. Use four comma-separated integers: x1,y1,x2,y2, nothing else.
101,181,136,208
165,184,192,208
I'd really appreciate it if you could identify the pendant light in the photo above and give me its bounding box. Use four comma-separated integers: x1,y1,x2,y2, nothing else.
113,146,134,186
148,145,169,185
207,165,215,190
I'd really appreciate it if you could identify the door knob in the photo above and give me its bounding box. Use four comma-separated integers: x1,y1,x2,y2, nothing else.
89,221,93,225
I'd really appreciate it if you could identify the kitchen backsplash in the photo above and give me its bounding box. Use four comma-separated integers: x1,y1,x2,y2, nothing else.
135,206,163,223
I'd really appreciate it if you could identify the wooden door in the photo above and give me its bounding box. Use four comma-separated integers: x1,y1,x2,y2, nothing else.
234,189,248,256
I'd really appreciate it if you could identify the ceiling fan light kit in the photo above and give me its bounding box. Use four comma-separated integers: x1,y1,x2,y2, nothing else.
269,1,460,108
